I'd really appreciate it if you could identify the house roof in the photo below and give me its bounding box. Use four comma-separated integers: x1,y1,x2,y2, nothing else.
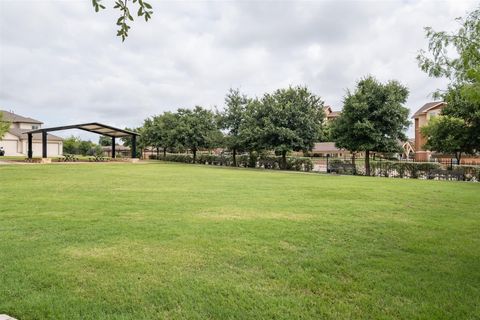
9,128,63,141
411,102,446,118
1,110,43,124
323,105,341,120
312,142,343,153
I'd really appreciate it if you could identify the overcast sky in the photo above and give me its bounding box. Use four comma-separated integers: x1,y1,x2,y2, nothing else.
0,0,477,140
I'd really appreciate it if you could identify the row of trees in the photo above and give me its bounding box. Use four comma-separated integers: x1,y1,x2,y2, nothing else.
137,86,326,169
136,79,411,175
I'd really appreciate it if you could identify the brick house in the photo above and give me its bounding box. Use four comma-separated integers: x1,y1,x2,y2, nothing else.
412,102,446,161
411,102,480,164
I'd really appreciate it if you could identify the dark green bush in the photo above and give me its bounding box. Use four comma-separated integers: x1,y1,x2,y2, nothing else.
337,160,480,181
290,157,314,172
329,159,356,175
150,153,313,172
236,154,250,168
369,161,441,178
152,154,194,163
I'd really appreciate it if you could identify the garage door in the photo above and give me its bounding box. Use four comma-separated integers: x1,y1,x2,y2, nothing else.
0,140,20,156
31,142,62,157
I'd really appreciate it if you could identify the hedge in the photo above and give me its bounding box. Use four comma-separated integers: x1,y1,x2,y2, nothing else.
150,154,314,172
329,159,480,181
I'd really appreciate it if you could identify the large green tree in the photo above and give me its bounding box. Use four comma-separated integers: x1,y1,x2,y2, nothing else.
421,116,468,163
98,135,112,146
140,117,157,155
156,112,181,156
417,6,479,91
63,136,81,155
174,106,219,163
417,6,480,155
441,86,480,154
331,76,410,176
78,140,94,156
245,86,325,169
141,112,179,157
217,89,249,166
237,98,265,164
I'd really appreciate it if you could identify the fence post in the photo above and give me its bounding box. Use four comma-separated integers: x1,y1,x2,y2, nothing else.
326,154,330,173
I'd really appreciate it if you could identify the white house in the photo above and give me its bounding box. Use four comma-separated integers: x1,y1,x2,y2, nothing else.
0,110,63,157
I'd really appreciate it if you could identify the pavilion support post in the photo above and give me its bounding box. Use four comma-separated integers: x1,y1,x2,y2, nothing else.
42,131,47,158
111,137,116,158
27,133,33,159
131,135,137,158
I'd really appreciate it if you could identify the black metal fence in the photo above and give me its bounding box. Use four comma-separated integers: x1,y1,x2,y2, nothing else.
321,157,480,182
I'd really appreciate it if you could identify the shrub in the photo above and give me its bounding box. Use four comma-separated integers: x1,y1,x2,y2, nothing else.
289,157,314,172
329,159,356,175
328,160,455,179
369,161,442,178
153,154,194,163
197,154,233,166
236,154,250,168
258,155,279,170
370,161,394,177
150,153,313,172
248,152,259,168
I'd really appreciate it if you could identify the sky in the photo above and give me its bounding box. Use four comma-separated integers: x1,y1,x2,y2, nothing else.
0,0,477,140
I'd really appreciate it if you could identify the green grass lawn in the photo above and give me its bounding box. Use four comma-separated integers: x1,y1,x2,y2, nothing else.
0,162,479,319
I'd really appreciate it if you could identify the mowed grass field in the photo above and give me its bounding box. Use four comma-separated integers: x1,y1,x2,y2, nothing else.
0,162,479,320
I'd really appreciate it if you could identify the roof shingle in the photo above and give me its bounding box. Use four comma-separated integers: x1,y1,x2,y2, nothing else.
312,142,343,152
8,128,63,141
412,102,445,118
1,110,43,124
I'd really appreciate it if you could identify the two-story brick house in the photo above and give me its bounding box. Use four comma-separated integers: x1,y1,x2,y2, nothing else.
411,102,447,161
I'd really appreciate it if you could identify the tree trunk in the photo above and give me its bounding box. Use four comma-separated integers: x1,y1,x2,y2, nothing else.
456,152,462,165
163,147,167,157
281,150,287,170
232,148,237,167
352,153,357,175
156,147,159,159
193,149,197,163
365,150,370,176
248,151,256,168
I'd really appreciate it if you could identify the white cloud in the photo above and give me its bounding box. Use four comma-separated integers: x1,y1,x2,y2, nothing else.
0,0,477,140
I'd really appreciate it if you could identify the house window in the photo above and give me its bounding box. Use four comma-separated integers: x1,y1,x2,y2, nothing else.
32,125,39,129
